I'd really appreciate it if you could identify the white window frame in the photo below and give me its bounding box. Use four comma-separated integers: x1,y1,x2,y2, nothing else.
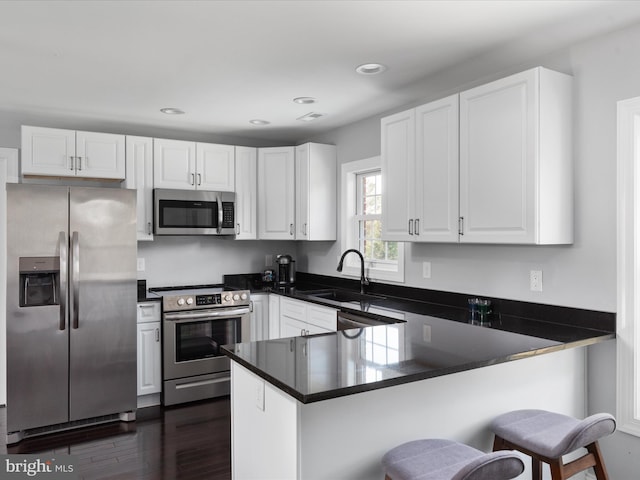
341,156,404,283
617,96,640,436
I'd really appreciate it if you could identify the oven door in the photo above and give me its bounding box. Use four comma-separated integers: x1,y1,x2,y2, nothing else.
163,306,250,381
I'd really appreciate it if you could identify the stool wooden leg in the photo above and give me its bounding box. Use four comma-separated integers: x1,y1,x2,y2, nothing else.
549,459,566,480
532,457,543,480
493,435,507,451
587,442,610,480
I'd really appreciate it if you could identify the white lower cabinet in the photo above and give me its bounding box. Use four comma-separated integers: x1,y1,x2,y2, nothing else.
269,294,281,339
136,301,162,407
279,297,337,338
250,293,269,341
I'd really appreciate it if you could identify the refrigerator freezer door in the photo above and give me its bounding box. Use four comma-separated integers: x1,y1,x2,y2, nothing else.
68,187,137,421
6,184,70,432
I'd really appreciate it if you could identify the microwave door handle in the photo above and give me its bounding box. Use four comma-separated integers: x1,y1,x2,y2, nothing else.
71,231,80,329
59,232,67,331
217,194,223,234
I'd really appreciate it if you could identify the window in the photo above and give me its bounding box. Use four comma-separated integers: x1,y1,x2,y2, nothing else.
341,157,404,282
616,95,640,436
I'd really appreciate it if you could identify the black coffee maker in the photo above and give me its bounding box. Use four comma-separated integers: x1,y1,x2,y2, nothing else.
275,254,296,287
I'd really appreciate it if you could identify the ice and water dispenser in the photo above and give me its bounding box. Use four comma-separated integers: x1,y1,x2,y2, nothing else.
19,257,60,307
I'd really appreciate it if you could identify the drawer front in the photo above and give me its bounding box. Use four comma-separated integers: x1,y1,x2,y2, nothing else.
307,304,337,331
280,297,307,321
137,301,161,323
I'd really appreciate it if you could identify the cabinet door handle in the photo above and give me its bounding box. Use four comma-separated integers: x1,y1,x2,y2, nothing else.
290,224,294,236
236,223,240,235
415,219,420,235
304,223,307,236
147,222,152,235
69,156,75,171
459,216,464,235
77,156,82,171
408,219,414,235
155,328,160,342
190,173,195,185
197,173,202,185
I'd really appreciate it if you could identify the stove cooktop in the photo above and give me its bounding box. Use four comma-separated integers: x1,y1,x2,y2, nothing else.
148,284,230,297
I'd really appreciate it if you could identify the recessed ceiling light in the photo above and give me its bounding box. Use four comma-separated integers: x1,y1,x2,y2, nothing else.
355,63,388,75
160,107,185,115
249,119,270,126
297,112,326,122
293,97,317,104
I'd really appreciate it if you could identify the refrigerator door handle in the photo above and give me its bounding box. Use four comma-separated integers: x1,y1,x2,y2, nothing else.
71,231,80,329
59,232,68,331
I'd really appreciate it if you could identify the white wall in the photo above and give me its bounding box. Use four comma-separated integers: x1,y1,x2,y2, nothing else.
138,237,295,288
299,21,640,479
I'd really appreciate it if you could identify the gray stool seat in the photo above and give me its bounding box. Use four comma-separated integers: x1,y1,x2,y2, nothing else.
491,409,616,480
381,438,525,480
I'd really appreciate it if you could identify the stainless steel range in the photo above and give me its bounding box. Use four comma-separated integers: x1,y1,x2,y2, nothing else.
151,286,251,406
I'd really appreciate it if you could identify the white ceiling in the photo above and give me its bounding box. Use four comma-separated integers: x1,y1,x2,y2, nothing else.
2,0,640,143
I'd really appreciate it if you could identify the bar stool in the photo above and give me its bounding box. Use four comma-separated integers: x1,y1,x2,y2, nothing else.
490,409,616,480
382,438,525,480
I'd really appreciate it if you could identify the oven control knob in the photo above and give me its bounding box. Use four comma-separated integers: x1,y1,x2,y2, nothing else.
240,293,248,300
186,297,194,305
233,294,240,301
177,298,185,306
224,294,231,302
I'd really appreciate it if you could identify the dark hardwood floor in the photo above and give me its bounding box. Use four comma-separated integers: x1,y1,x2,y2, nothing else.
0,397,232,480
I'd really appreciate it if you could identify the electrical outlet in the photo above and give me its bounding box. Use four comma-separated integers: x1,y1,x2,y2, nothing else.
137,258,145,272
265,254,273,267
422,262,431,279
530,270,543,292
423,324,432,343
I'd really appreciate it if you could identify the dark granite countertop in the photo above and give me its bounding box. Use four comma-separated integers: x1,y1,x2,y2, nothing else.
222,273,615,403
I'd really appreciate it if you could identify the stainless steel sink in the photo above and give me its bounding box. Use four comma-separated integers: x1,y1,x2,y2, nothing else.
298,288,386,304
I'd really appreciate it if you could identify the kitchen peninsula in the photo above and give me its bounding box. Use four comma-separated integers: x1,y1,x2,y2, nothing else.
223,280,614,480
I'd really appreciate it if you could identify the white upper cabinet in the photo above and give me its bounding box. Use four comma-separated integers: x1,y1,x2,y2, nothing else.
124,136,154,241
459,67,572,244
415,96,460,241
382,67,572,245
382,95,459,243
22,126,125,180
154,138,235,191
196,142,235,191
153,138,196,189
295,143,337,241
258,146,295,240
235,146,258,240
381,109,415,242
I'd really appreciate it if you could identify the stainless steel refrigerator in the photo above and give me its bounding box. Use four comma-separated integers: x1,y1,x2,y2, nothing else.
6,184,137,443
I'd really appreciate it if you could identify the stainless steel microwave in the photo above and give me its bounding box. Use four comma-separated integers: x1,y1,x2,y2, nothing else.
153,189,236,235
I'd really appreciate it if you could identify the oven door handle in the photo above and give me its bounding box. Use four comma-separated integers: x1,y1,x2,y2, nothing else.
164,307,250,321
